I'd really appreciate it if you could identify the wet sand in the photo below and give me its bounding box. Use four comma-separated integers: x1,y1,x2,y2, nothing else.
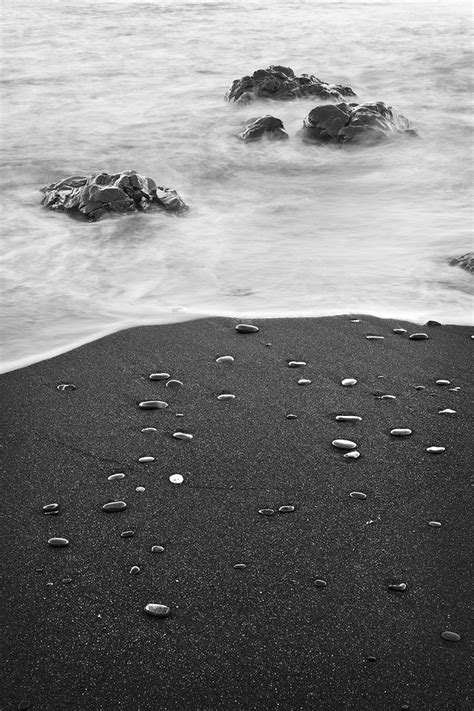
1,315,472,711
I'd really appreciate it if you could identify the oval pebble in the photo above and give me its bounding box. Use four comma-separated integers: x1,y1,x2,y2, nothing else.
435,379,450,385
216,355,235,364
136,486,146,492
43,503,59,512
138,400,168,409
151,545,164,553
390,429,412,436
172,432,193,440
336,415,362,422
315,579,327,587
426,446,445,453
286,414,297,419
44,510,59,516
438,409,456,414
349,492,367,499
145,603,170,617
288,361,306,367
388,582,407,592
138,456,155,463
102,501,127,512
441,631,460,642
350,319,361,323
297,378,312,385
414,385,425,390
393,328,407,334
278,505,295,513
169,474,184,484
234,563,247,569
332,439,357,450
108,473,125,481
366,335,384,340
235,324,259,333
121,530,135,538
428,521,442,528
48,537,69,547
409,333,429,340
258,508,274,516
166,379,183,388
141,427,158,433
149,373,170,380
217,393,236,400
344,451,361,459
57,383,76,391
130,566,140,575
378,394,396,399
341,378,357,386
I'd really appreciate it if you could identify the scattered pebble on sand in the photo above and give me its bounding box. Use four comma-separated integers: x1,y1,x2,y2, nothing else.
102,501,127,512
56,383,76,391
449,387,460,392
332,439,357,450
409,333,429,340
141,427,158,432
366,335,384,340
336,415,362,422
258,508,275,516
438,408,456,414
108,473,125,481
428,521,442,528
235,324,259,333
377,394,397,399
138,400,168,409
43,503,59,512
286,414,297,419
414,385,425,390
169,474,184,484
278,505,295,513
388,583,407,592
144,603,170,617
216,355,235,364
441,631,461,642
130,566,140,575
344,451,361,459
426,446,446,453
297,378,312,385
166,379,183,388
151,545,164,553
138,456,155,462
436,379,450,386
288,360,306,367
349,492,367,499
393,328,407,334
121,531,135,538
315,579,327,587
217,393,236,400
149,373,170,380
234,563,247,569
48,537,69,547
172,432,193,440
350,319,361,323
175,413,184,417
390,428,412,436
44,510,59,515
341,378,357,386
136,486,145,492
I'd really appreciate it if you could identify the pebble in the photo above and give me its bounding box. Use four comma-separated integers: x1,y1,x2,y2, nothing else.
349,492,367,499
176,413,184,417
367,656,377,663
449,387,460,391
435,379,450,386
216,355,235,364
136,486,146,492
366,335,384,340
235,324,259,333
278,505,295,513
43,503,59,512
138,400,168,409
258,508,274,516
314,579,327,587
138,456,155,462
426,446,446,453
144,603,170,617
121,530,135,538
102,501,127,512
169,474,184,484
297,378,312,385
393,328,407,334
332,439,357,450
390,428,412,436
234,563,247,569
151,545,165,553
217,393,236,400
108,473,125,481
166,379,183,388
438,408,456,414
48,537,69,547
130,566,140,575
288,361,306,367
388,583,407,592
414,385,425,390
341,378,357,386
335,415,362,422
344,451,361,459
441,631,461,642
428,521,442,528
141,427,158,432
425,320,441,326
409,333,429,340
286,414,297,419
172,432,193,440
57,383,76,391
350,319,361,323
149,372,170,380
377,394,396,399
44,510,59,515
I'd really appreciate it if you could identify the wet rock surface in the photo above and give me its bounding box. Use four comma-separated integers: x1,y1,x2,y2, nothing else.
237,115,289,142
449,252,473,273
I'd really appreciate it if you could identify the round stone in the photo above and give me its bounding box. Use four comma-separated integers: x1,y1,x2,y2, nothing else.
108,473,125,481
43,503,59,512
288,361,306,367
435,379,450,385
344,451,361,459
428,521,442,528
393,328,407,334
48,537,69,547
130,566,140,575
235,324,259,333
278,505,295,513
426,446,446,453
349,492,367,499
121,530,135,538
138,400,168,409
169,474,184,484
102,501,127,512
388,583,407,592
172,432,193,440
409,333,429,340
390,429,412,436
141,427,158,432
217,394,236,400
136,486,146,492
366,335,384,340
341,378,357,386
166,379,183,388
151,545,165,553
297,378,312,385
315,579,327,587
145,603,170,617
234,563,247,569
149,373,170,380
286,414,297,419
441,631,460,642
438,409,456,414
336,415,362,422
216,355,235,364
258,508,274,516
332,439,357,450
138,456,155,462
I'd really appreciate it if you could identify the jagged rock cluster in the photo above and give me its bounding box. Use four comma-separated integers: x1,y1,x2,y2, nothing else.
449,253,474,274
40,170,188,222
226,65,356,105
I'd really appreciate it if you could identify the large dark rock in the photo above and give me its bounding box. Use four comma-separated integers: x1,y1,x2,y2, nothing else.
40,170,188,222
226,65,356,105
449,253,473,274
237,115,289,142
301,101,416,145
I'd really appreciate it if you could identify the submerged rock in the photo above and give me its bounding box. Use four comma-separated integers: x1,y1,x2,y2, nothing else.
301,101,416,145
226,66,356,104
40,170,188,222
449,252,474,273
237,115,289,142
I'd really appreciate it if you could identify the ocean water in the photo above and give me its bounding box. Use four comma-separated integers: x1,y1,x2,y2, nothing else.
1,0,473,372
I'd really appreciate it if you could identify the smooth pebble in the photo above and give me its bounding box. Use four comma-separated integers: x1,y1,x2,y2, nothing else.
288,361,306,367
173,432,193,440
332,439,357,450
393,328,407,334
108,473,125,481
43,503,59,512
138,400,168,409
151,545,165,553
121,530,135,538
234,563,247,569
102,501,127,512
169,474,184,484
217,394,235,400
441,631,460,642
315,579,327,587
344,451,361,459
409,333,429,340
286,414,297,419
138,456,155,463
145,603,170,617
350,319,361,323
216,355,234,364
336,415,362,422
366,335,384,340
388,583,407,592
278,505,295,513
136,486,145,492
449,387,460,391
390,428,412,436
297,378,311,385
48,537,69,547
141,427,158,432
428,521,442,528
435,379,450,385
378,394,396,399
166,379,183,388
149,373,170,380
438,408,456,414
349,492,367,499
258,508,274,516
130,566,140,575
235,324,259,333
57,383,76,391
341,378,357,386
414,385,425,390
426,446,446,453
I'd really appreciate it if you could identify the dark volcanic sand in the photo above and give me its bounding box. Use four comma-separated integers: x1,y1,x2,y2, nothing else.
1,316,472,710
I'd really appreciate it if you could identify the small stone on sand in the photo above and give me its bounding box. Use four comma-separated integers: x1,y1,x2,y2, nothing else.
336,415,362,422
121,530,135,538
426,446,446,453
172,432,193,440
366,335,384,340
217,393,236,400
138,400,168,409
350,319,361,323
57,383,76,391
438,409,456,414
441,631,460,642
332,439,357,450
390,428,412,436
130,566,140,575
141,427,158,432
258,508,274,516
166,379,183,388
388,583,407,592
349,492,367,499
235,323,259,333
278,505,295,513
341,378,357,386
149,373,170,380
43,503,59,511
216,355,235,364
169,474,184,484
138,456,155,462
151,545,164,553
136,486,145,492
428,521,442,528
288,361,306,367
145,603,170,617
393,328,407,334
315,579,327,587
108,473,125,481
344,451,361,459
297,378,312,385
409,333,429,340
48,537,69,547
435,379,450,385
286,414,297,419
102,501,127,512
234,563,247,569
377,394,396,399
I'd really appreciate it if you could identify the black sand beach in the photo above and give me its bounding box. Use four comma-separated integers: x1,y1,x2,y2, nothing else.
1,315,472,710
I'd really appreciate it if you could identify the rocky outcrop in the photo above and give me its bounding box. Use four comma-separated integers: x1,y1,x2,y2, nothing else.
226,66,356,105
237,115,289,142
40,170,188,221
449,253,474,274
301,101,416,144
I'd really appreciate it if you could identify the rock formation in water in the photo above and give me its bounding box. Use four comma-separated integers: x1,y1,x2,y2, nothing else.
300,101,416,144
237,115,289,142
449,253,474,273
40,171,188,221
226,66,356,104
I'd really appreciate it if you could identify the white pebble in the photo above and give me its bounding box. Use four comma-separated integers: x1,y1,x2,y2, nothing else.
335,415,362,422
108,473,125,481
138,456,155,463
426,446,446,453
169,474,184,484
173,432,193,440
297,378,312,385
288,361,306,367
332,439,357,450
216,355,235,364
449,387,460,392
166,379,183,388
344,451,361,459
377,394,396,399
144,603,170,617
136,486,146,492
438,408,456,414
141,427,158,433
366,335,384,340
436,379,450,386
217,394,236,400
149,373,170,380
393,328,407,334
341,378,357,386
350,319,361,323
390,429,412,436
138,400,168,409
409,333,429,340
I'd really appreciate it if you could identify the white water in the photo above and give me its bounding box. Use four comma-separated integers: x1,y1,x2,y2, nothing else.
1,0,473,372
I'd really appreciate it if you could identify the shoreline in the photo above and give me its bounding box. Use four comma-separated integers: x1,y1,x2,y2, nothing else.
1,314,471,710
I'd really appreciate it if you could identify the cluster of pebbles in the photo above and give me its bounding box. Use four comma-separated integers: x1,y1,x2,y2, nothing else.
47,320,466,642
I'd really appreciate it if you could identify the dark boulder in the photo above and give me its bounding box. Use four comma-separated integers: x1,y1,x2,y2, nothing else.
237,115,289,142
449,253,474,274
226,65,356,104
301,101,416,145
40,170,188,222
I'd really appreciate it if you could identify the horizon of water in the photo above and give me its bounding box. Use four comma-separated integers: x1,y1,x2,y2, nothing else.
1,0,473,373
